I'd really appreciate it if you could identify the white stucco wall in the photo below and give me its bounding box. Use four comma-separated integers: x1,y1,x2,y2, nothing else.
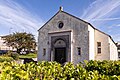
88,25,95,60
109,37,118,60
95,30,110,60
117,42,120,60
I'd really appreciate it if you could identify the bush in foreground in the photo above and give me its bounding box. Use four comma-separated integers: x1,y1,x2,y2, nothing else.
0,61,120,80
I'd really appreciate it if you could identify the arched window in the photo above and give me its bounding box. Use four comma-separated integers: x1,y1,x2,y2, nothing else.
54,39,66,48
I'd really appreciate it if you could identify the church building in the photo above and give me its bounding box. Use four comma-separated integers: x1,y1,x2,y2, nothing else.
38,7,118,64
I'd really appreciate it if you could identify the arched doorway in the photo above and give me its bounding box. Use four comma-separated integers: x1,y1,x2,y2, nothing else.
54,39,66,64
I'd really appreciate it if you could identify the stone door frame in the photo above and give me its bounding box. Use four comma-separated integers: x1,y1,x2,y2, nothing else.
48,31,71,62
51,35,69,62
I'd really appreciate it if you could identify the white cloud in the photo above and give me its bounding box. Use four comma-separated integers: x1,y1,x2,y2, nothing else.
116,24,120,27
112,34,120,42
81,0,120,41
87,17,120,21
0,0,43,39
81,0,120,22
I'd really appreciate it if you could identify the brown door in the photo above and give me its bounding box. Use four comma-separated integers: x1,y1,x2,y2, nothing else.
55,47,66,64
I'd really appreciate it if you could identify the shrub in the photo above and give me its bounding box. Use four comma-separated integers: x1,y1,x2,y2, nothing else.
84,60,120,76
0,61,120,79
4,51,19,60
0,56,13,62
11,53,19,60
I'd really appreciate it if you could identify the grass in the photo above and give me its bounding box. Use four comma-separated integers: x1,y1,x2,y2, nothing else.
19,53,37,59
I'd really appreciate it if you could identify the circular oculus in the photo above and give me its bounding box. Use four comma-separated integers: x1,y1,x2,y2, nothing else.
58,22,64,28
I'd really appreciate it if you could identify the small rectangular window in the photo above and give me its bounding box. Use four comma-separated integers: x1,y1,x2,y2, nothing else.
97,42,101,47
97,42,101,54
77,47,81,55
43,48,46,56
98,48,101,53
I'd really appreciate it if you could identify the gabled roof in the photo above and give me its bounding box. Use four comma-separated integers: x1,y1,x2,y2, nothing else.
38,11,60,31
38,10,91,31
38,9,116,46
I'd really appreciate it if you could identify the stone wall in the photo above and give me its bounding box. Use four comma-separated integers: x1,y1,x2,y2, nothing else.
38,10,118,63
71,18,89,64
38,11,89,64
48,31,71,62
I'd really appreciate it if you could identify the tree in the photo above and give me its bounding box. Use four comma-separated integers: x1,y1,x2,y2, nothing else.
2,32,36,54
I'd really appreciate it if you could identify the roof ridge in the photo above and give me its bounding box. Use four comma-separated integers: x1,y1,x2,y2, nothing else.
38,9,117,46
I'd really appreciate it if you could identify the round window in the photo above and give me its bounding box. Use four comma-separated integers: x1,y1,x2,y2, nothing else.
58,21,64,28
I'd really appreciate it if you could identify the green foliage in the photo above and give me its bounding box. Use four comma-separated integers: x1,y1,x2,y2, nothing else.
0,56,13,62
19,53,37,58
2,32,36,53
85,60,120,76
2,51,36,60
3,51,19,60
10,53,19,60
0,60,120,80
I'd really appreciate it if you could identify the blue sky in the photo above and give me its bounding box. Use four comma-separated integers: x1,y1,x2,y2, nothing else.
0,0,120,42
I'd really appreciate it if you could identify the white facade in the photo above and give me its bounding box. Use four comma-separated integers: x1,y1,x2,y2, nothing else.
116,42,120,59
88,25,95,60
38,8,118,64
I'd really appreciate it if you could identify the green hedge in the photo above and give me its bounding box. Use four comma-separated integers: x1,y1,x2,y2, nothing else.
0,60,120,80
0,56,14,62
3,51,19,60
85,60,120,76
